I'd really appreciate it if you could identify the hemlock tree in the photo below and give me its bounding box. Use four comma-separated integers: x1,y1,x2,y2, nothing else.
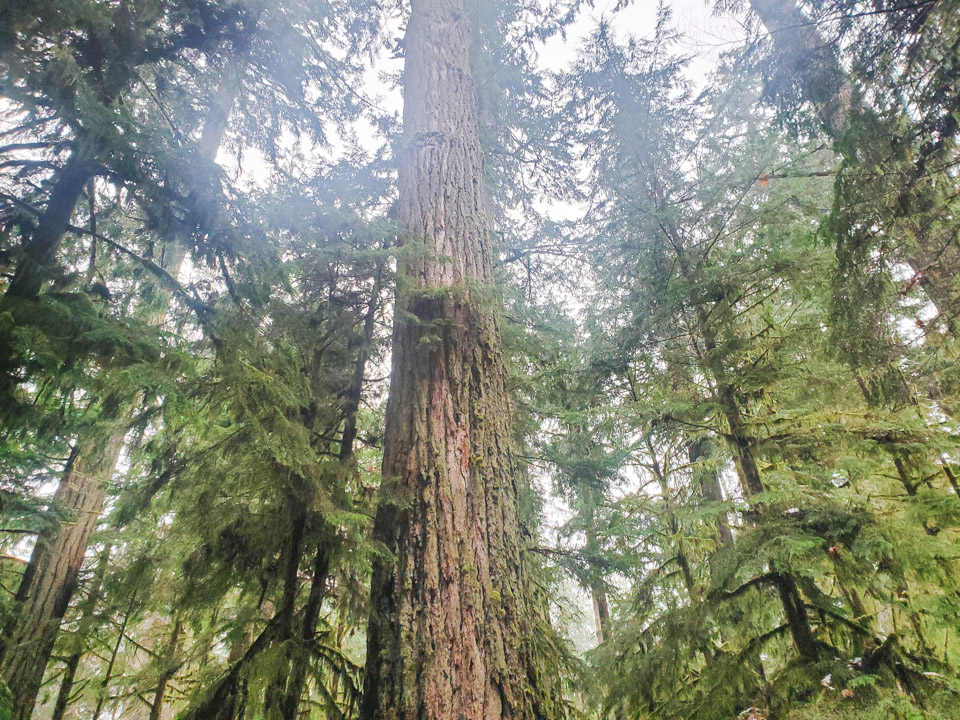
361,1,561,718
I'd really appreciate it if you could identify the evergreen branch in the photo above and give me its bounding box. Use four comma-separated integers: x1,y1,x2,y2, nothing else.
709,572,779,602
817,606,877,639
0,189,219,330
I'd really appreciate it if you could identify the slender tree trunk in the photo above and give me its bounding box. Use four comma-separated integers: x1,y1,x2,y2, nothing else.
325,619,350,720
279,269,379,718
0,153,94,402
583,497,610,645
339,266,382,464
148,618,183,720
3,152,94,302
648,440,696,598
93,591,137,720
589,574,611,646
663,223,819,662
263,506,307,718
51,652,82,720
281,542,330,720
360,1,558,717
184,620,278,720
772,573,819,662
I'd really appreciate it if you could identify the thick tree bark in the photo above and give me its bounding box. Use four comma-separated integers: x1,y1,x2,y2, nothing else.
0,427,123,720
360,1,557,718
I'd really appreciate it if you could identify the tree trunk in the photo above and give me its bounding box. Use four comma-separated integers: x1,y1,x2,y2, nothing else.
648,439,697,598
339,266,382,464
0,153,94,400
51,651,82,720
148,618,183,720
589,576,611,646
263,505,307,719
663,223,819,662
0,427,123,720
773,573,820,663
279,271,379,717
51,545,112,720
746,0,850,137
583,496,610,645
360,1,558,718
93,591,137,720
281,542,330,720
3,152,94,301
687,437,734,546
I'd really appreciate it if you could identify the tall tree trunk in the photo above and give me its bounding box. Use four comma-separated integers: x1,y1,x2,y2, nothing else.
0,70,240,720
0,427,123,720
278,267,379,719
51,545,112,720
360,1,558,718
772,573,819,662
0,153,95,401
339,266,382,465
583,496,610,645
93,591,137,720
662,223,819,662
280,542,330,720
648,438,696,599
51,652,82,720
3,152,94,302
263,505,307,719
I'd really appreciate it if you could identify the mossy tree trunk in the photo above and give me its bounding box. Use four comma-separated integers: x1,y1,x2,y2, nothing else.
360,1,557,717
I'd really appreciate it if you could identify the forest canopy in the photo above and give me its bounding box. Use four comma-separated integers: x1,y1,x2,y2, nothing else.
1,1,959,719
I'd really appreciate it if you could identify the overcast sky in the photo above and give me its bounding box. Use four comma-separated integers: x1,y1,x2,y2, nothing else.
537,0,748,82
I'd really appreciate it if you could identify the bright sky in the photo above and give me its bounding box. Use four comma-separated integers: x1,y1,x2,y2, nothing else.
537,0,747,81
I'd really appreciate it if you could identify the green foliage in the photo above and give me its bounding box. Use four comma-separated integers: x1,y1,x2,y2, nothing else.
1,1,959,720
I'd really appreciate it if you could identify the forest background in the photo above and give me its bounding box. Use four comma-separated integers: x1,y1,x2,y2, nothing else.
1,1,959,719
